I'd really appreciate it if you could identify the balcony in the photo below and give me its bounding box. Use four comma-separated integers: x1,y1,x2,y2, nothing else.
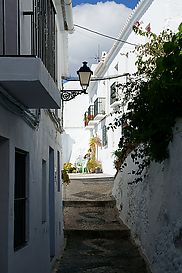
0,57,60,108
94,97,106,120
84,112,94,129
88,105,98,125
0,0,60,108
110,82,121,108
84,105,98,129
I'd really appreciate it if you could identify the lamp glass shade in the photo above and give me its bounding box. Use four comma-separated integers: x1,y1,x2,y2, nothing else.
77,62,93,91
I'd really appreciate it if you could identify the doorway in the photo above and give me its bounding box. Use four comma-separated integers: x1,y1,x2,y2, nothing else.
0,136,9,272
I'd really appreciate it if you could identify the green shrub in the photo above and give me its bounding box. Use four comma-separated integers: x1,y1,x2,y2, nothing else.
87,157,102,173
61,170,70,185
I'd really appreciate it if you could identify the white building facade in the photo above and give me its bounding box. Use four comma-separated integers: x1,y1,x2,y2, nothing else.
86,0,182,272
86,0,182,175
0,1,73,273
62,64,98,167
62,80,90,165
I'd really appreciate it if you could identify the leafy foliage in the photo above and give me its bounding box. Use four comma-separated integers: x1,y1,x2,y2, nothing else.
61,169,70,185
86,157,102,173
109,23,182,183
63,162,76,173
85,136,102,173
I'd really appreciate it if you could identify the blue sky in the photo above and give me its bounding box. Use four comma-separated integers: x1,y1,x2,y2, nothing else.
72,0,139,9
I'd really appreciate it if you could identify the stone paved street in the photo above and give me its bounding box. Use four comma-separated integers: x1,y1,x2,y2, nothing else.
55,174,149,273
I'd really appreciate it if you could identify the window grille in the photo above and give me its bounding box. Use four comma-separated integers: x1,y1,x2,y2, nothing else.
0,0,57,82
33,0,56,81
94,98,106,117
102,125,108,147
110,82,119,105
88,105,94,120
14,149,28,250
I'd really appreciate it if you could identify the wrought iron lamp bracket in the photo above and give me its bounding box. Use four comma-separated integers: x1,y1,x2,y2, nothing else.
61,90,86,101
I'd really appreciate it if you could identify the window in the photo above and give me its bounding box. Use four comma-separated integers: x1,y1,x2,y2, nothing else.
0,0,4,54
1,0,19,55
2,0,57,81
110,82,119,105
33,0,57,81
42,159,47,223
102,125,108,147
57,151,61,192
94,98,106,117
14,149,28,250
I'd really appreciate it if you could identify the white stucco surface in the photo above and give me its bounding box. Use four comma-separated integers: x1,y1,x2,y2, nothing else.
63,81,90,164
113,120,182,273
0,106,64,273
0,0,72,271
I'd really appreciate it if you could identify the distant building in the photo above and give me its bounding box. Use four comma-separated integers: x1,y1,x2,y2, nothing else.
0,1,73,273
62,80,90,166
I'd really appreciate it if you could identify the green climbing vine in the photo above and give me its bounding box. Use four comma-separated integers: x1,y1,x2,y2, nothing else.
109,23,182,183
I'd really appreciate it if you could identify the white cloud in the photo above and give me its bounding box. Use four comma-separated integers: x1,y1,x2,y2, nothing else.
68,1,131,76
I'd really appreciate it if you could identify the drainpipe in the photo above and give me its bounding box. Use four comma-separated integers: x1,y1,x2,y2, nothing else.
63,0,74,33
53,0,74,33
59,0,74,33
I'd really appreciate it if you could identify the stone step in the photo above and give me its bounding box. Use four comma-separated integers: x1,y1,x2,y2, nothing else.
58,232,148,273
68,174,114,183
70,177,114,183
57,175,149,273
64,229,130,239
63,199,116,208
63,175,114,202
64,206,126,232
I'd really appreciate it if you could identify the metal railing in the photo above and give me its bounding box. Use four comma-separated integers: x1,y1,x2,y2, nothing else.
84,105,95,126
88,105,94,120
110,82,119,105
94,98,106,117
84,112,89,127
0,0,56,82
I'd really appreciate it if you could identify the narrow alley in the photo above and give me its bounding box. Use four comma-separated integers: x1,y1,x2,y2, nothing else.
54,174,149,273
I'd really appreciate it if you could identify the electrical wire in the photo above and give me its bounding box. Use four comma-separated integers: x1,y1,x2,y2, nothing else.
74,24,138,46
63,72,130,82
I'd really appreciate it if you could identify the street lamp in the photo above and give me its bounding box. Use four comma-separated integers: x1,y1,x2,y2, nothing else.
77,61,93,93
61,62,93,101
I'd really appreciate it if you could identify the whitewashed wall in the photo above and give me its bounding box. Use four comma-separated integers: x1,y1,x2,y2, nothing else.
113,120,182,273
63,81,90,164
110,0,182,272
0,0,71,271
0,106,64,273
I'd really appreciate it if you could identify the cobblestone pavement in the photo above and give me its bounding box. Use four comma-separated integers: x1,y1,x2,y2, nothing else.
55,174,149,273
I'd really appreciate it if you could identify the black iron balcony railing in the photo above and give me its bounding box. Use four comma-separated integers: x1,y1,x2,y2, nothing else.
84,105,95,127
88,105,94,121
84,112,89,127
110,82,119,105
94,98,106,117
0,0,56,82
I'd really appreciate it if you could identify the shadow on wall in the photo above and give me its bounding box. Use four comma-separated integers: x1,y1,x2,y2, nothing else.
112,120,182,273
62,132,75,163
